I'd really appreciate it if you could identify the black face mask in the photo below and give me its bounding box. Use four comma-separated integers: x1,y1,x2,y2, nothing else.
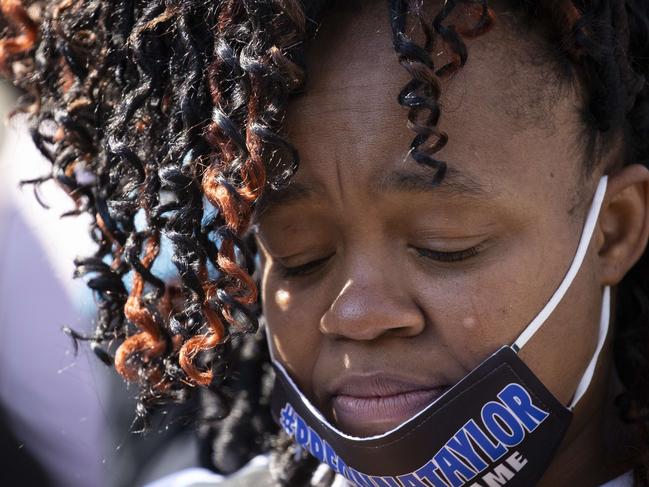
269,177,610,487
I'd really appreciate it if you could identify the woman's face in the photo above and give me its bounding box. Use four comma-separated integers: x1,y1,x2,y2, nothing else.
256,3,606,438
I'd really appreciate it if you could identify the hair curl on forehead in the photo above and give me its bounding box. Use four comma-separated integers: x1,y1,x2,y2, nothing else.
1,0,649,484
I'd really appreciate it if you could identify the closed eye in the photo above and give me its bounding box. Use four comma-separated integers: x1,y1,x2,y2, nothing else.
276,245,482,277
276,253,335,277
413,245,482,262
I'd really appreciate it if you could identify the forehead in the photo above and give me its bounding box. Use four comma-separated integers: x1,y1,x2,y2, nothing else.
278,1,584,213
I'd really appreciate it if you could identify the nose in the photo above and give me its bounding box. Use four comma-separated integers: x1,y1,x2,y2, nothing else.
319,269,426,341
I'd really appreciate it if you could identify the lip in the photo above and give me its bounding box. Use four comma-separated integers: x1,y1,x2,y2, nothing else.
327,373,450,436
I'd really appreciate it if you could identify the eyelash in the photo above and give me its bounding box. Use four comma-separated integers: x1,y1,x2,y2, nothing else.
277,254,334,278
276,243,482,278
414,244,483,262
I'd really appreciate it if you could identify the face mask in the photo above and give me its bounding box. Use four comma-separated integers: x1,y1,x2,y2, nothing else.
269,176,610,487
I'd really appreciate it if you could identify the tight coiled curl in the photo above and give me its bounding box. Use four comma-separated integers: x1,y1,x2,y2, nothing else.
0,0,307,447
2,0,649,485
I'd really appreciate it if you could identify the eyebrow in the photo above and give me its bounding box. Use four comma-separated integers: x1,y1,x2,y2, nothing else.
254,166,489,218
373,166,488,198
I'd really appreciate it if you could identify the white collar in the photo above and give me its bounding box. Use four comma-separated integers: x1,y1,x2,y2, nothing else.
599,471,634,487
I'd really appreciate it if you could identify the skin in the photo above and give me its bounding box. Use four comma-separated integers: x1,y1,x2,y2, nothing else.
254,2,649,485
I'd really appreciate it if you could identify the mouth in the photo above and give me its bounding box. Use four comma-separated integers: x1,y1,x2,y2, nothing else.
329,375,451,436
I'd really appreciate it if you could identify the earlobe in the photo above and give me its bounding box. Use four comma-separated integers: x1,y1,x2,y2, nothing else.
598,164,649,286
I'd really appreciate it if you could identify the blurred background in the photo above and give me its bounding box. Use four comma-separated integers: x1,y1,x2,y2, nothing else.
0,79,198,486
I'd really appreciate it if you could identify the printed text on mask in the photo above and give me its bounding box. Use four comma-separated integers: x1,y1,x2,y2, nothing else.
279,383,550,487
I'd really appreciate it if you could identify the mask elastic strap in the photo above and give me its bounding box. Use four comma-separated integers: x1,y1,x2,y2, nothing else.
568,285,610,410
512,176,609,352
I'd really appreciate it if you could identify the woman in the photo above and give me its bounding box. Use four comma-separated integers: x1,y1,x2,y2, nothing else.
1,0,648,485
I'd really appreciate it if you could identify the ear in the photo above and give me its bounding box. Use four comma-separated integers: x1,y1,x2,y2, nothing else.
597,164,649,285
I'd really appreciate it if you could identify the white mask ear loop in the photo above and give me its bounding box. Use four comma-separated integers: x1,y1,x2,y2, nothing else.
568,285,610,410
512,176,609,352
509,175,611,411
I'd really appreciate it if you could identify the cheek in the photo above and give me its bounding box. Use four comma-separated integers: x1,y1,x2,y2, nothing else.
413,273,515,374
412,228,572,373
412,240,603,407
517,261,605,405
262,269,325,396
411,273,516,370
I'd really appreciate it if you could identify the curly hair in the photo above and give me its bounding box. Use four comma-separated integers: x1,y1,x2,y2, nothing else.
1,0,648,485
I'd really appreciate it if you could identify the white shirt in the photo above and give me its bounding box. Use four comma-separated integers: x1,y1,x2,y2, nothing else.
601,471,634,487
145,457,634,487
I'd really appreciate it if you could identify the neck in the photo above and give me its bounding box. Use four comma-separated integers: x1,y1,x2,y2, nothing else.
538,353,637,487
